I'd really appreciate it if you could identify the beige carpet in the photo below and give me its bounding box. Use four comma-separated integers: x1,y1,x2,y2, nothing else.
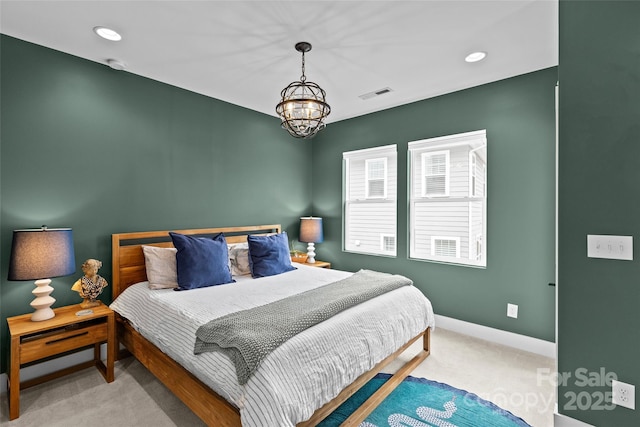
0,328,555,427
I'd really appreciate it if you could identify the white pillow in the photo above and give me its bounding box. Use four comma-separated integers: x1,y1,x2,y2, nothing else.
142,245,178,289
228,242,251,276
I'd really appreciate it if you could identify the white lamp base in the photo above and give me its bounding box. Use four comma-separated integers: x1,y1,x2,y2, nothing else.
306,243,316,264
30,278,56,321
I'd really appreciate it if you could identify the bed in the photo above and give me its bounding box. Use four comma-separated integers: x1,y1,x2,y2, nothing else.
110,224,434,426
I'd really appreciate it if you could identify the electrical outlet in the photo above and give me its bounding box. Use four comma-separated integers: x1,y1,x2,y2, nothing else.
612,379,635,410
507,303,518,319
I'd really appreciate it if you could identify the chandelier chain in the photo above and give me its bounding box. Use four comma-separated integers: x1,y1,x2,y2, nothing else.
300,51,306,82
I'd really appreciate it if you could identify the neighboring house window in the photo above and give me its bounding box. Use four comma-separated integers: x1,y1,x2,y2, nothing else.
409,130,487,267
470,153,486,198
422,151,449,197
366,158,387,198
470,153,477,197
431,237,460,258
343,145,397,256
381,234,396,253
475,234,483,261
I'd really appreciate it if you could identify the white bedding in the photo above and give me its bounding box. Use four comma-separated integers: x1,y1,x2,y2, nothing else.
109,263,435,426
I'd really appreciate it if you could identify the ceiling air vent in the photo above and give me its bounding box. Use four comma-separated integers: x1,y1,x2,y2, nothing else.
358,87,393,101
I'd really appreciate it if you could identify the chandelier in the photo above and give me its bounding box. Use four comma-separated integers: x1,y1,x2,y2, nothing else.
276,42,331,139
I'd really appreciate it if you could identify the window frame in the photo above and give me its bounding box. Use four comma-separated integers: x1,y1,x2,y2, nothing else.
343,144,398,257
408,130,487,268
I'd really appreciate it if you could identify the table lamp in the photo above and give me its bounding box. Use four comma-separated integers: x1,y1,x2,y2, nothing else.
8,226,76,321
299,217,323,264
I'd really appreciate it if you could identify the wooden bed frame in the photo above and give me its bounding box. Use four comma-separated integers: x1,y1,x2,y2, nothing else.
112,224,430,427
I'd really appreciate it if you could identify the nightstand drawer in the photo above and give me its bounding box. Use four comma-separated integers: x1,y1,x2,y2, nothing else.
20,321,108,364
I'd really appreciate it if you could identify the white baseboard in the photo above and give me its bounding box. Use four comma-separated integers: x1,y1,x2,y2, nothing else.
435,314,556,359
0,344,107,394
554,412,595,427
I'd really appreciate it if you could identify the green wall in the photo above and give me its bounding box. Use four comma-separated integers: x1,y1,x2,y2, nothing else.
0,35,312,373
0,34,559,378
558,1,640,425
312,67,558,342
7,4,639,423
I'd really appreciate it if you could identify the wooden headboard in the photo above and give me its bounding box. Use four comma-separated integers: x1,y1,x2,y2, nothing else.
111,224,281,299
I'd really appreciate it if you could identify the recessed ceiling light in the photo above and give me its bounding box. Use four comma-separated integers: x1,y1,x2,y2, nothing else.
465,51,487,63
93,26,122,41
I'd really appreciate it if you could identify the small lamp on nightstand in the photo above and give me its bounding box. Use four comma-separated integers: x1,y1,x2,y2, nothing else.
8,226,76,321
299,217,323,264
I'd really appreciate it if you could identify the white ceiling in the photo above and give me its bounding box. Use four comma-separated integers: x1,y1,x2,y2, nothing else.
0,0,558,124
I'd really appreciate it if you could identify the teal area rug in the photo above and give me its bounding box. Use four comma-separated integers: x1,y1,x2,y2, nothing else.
320,373,531,427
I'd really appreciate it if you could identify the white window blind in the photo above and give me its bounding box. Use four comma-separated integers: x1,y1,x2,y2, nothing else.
409,130,487,267
343,145,397,256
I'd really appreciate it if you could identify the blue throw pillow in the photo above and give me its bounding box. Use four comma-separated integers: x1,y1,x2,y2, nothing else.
169,232,234,290
247,232,296,278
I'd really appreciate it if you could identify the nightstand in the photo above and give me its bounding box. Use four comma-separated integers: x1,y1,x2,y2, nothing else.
7,302,116,420
295,260,331,268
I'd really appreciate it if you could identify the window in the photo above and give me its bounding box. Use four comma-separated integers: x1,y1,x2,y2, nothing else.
475,234,483,261
366,158,387,198
431,237,460,258
470,153,477,197
343,145,397,256
381,234,396,253
422,151,449,197
409,130,487,267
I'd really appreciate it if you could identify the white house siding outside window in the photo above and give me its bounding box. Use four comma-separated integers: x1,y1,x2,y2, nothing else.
408,130,487,267
343,144,397,256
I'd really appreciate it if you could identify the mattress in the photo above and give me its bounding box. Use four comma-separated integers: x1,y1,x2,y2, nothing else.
110,263,435,426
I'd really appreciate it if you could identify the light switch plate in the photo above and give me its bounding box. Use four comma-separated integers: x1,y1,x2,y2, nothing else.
587,235,633,260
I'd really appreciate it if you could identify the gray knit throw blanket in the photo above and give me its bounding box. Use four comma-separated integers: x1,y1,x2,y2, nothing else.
194,269,412,385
